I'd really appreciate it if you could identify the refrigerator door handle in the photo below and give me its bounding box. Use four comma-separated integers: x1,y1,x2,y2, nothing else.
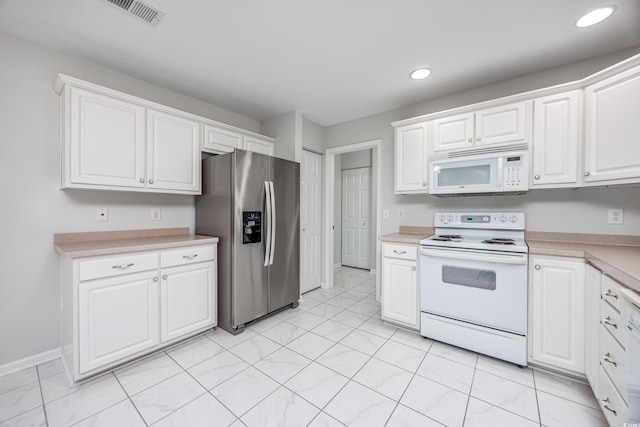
264,181,272,267
269,181,276,266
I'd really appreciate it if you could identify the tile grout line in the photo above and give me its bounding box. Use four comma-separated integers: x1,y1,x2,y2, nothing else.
110,370,150,426
36,365,51,427
460,354,479,427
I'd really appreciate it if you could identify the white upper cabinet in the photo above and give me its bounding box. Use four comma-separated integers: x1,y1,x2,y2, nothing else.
67,87,146,189
531,91,580,187
395,123,428,193
147,109,200,193
202,124,275,156
244,135,275,156
58,75,202,195
432,101,531,152
584,64,640,184
203,125,243,153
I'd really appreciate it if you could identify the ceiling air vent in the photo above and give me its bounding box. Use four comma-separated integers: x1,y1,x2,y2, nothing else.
101,0,165,26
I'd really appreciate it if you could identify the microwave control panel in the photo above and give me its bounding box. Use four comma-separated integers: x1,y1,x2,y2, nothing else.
503,155,527,190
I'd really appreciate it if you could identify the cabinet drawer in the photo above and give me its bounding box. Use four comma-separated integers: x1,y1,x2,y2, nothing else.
597,365,628,426
601,275,623,311
599,325,627,398
78,252,159,281
383,244,417,260
601,297,625,347
161,245,216,268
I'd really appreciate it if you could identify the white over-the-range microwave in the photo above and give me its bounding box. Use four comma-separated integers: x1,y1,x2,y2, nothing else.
429,152,528,196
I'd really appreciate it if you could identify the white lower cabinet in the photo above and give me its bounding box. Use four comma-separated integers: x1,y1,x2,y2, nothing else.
529,255,585,375
62,243,217,382
585,264,601,389
381,243,419,330
160,262,216,342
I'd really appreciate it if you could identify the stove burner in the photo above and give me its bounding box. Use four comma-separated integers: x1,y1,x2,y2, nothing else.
482,238,516,245
432,235,463,242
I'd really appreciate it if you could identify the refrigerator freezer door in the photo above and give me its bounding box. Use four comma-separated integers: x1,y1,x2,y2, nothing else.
233,150,270,327
268,156,300,312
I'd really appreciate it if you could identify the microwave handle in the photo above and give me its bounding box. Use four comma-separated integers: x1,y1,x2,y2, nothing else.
496,156,504,186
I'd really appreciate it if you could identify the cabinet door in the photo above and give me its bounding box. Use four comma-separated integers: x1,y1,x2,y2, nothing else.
585,65,640,183
147,109,201,193
475,101,529,146
432,113,474,152
530,256,585,374
203,125,243,153
160,261,216,342
245,136,275,156
395,123,428,193
68,87,146,188
532,91,580,187
78,271,159,374
584,264,601,390
382,256,419,330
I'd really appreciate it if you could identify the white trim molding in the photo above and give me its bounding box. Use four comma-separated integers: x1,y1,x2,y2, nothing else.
0,347,61,377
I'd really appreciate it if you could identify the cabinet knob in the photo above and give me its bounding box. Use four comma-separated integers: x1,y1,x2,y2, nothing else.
412,266,416,271
534,175,540,180
162,275,168,280
467,138,472,142
476,137,481,141
139,178,145,183
153,277,158,282
534,265,541,270
302,228,306,232
148,179,154,184
422,182,426,187
584,171,590,177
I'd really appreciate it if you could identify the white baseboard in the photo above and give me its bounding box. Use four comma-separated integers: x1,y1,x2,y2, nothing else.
369,269,377,275
0,348,61,377
333,263,342,268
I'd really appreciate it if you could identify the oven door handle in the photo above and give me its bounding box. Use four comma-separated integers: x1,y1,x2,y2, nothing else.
419,247,528,265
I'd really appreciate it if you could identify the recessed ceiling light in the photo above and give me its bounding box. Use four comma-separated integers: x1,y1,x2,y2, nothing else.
575,6,616,28
410,68,432,80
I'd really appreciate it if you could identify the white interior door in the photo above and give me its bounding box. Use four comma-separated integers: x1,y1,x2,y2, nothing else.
342,167,371,269
300,150,323,293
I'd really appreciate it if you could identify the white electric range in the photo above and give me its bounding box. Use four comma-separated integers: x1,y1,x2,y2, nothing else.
419,212,529,366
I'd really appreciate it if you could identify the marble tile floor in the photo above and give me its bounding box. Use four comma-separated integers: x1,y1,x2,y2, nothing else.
0,266,607,427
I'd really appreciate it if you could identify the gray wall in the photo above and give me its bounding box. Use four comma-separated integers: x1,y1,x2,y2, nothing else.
325,47,640,237
302,118,325,154
0,31,261,366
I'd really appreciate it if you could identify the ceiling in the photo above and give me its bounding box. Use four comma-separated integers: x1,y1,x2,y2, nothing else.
1,0,640,127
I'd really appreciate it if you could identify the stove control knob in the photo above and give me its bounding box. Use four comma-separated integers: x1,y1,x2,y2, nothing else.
499,215,507,223
439,214,445,222
510,215,518,223
447,214,453,222
482,216,489,222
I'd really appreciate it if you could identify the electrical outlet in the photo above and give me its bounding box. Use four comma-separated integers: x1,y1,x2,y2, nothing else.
383,209,389,219
151,208,161,221
96,208,108,222
398,209,405,219
608,208,624,224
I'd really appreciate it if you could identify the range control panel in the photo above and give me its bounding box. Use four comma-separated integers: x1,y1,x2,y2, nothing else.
434,212,525,229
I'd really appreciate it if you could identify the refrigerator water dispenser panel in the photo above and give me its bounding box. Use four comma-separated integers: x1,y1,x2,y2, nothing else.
243,211,262,244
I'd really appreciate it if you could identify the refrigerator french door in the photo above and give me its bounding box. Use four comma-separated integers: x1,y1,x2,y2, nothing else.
196,150,300,334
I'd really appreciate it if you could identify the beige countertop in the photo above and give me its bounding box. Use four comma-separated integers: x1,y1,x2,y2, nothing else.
54,227,219,258
526,232,640,294
380,226,434,245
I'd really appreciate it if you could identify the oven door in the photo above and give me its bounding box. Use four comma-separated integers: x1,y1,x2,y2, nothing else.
420,246,528,334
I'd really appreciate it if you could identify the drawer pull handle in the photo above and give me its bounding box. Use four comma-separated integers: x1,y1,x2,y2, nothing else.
182,254,199,260
601,400,617,416
605,290,618,299
393,250,407,255
112,263,134,269
603,316,618,329
603,353,618,367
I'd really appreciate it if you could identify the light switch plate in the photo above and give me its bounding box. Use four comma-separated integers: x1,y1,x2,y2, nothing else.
398,209,405,219
383,209,389,219
151,208,161,221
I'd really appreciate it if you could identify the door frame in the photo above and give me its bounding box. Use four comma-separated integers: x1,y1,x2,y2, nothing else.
323,139,382,300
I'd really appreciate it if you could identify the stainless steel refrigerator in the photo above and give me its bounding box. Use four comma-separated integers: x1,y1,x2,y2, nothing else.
195,149,300,334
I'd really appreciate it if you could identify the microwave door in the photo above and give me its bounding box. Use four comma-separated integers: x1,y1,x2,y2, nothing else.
431,157,499,194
